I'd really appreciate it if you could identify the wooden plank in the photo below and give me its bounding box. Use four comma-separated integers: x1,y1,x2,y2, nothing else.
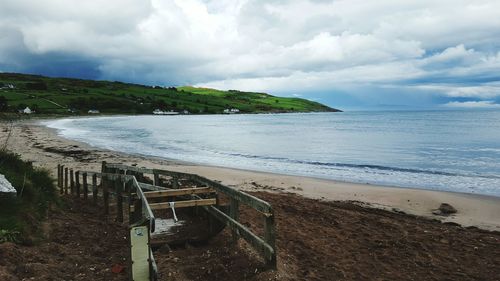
263,212,277,268
193,175,272,214
131,177,155,232
138,182,168,191
146,198,216,210
152,168,273,214
130,225,150,281
230,198,240,243
144,187,214,198
204,204,275,262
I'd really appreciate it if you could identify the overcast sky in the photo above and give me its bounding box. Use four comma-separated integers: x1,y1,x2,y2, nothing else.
1,0,500,110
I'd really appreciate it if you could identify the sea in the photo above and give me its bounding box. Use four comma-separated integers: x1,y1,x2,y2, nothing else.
44,110,500,197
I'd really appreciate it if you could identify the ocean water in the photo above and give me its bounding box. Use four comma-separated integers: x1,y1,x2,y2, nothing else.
44,110,500,196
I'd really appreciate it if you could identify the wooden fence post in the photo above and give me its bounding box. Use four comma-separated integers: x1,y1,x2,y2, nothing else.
172,175,179,189
154,173,160,186
264,211,277,268
64,167,68,195
101,161,109,215
70,169,74,195
116,178,123,222
75,171,80,198
230,198,240,243
92,173,97,205
82,172,88,200
57,164,62,194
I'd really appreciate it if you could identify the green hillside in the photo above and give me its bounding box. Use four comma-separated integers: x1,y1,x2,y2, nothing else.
0,73,340,115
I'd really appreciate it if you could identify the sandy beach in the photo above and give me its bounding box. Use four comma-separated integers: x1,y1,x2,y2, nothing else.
2,118,500,280
1,119,499,231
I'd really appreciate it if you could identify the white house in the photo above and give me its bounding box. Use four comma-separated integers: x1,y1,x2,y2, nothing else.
22,107,32,114
153,109,179,115
88,109,100,114
223,108,240,114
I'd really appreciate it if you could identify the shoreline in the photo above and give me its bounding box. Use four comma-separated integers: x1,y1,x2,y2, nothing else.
1,119,499,231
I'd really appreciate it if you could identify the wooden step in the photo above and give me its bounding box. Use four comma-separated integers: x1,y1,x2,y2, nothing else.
130,198,216,211
144,187,214,198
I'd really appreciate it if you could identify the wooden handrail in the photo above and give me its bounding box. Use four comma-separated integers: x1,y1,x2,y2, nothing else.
103,162,277,268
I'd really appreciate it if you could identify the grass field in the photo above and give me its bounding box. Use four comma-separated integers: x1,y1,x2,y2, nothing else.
0,73,340,115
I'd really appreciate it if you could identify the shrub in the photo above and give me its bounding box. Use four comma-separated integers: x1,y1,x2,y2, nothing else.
0,150,58,243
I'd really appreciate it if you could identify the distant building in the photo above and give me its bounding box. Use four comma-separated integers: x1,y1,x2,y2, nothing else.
223,108,240,114
153,109,179,115
21,107,32,114
1,84,15,90
88,109,100,114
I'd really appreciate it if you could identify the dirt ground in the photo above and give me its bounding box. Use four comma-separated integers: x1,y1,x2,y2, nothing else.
156,191,500,281
1,193,499,281
0,198,129,281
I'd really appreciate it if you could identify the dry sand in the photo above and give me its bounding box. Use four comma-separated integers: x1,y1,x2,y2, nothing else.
1,119,499,231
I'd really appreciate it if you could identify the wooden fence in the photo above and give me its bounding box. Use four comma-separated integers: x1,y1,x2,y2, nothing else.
56,161,277,280
57,163,158,281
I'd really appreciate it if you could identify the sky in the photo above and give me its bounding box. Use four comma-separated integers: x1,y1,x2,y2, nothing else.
1,0,500,110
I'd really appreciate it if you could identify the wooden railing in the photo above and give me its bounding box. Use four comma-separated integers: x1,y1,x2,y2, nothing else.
56,161,277,280
103,163,277,267
57,164,158,281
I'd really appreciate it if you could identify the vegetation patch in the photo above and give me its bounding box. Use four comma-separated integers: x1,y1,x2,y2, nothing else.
0,72,340,115
0,149,58,244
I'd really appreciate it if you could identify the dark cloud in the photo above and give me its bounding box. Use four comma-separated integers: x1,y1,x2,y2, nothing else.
0,0,499,108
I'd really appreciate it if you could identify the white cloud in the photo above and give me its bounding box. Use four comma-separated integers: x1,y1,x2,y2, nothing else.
0,0,500,106
444,101,500,108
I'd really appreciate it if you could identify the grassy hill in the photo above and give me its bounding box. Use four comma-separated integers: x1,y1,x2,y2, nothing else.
0,73,340,115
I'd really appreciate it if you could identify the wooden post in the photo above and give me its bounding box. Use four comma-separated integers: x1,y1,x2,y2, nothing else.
132,198,142,224
64,167,68,195
125,178,133,221
60,165,64,192
75,171,80,198
172,175,178,189
154,173,160,186
92,173,98,205
230,198,240,243
116,178,123,222
101,162,109,215
264,212,277,268
82,172,88,200
57,165,62,194
70,169,74,195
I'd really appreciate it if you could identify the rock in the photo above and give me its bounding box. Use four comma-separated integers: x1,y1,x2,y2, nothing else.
432,203,457,216
0,174,16,195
